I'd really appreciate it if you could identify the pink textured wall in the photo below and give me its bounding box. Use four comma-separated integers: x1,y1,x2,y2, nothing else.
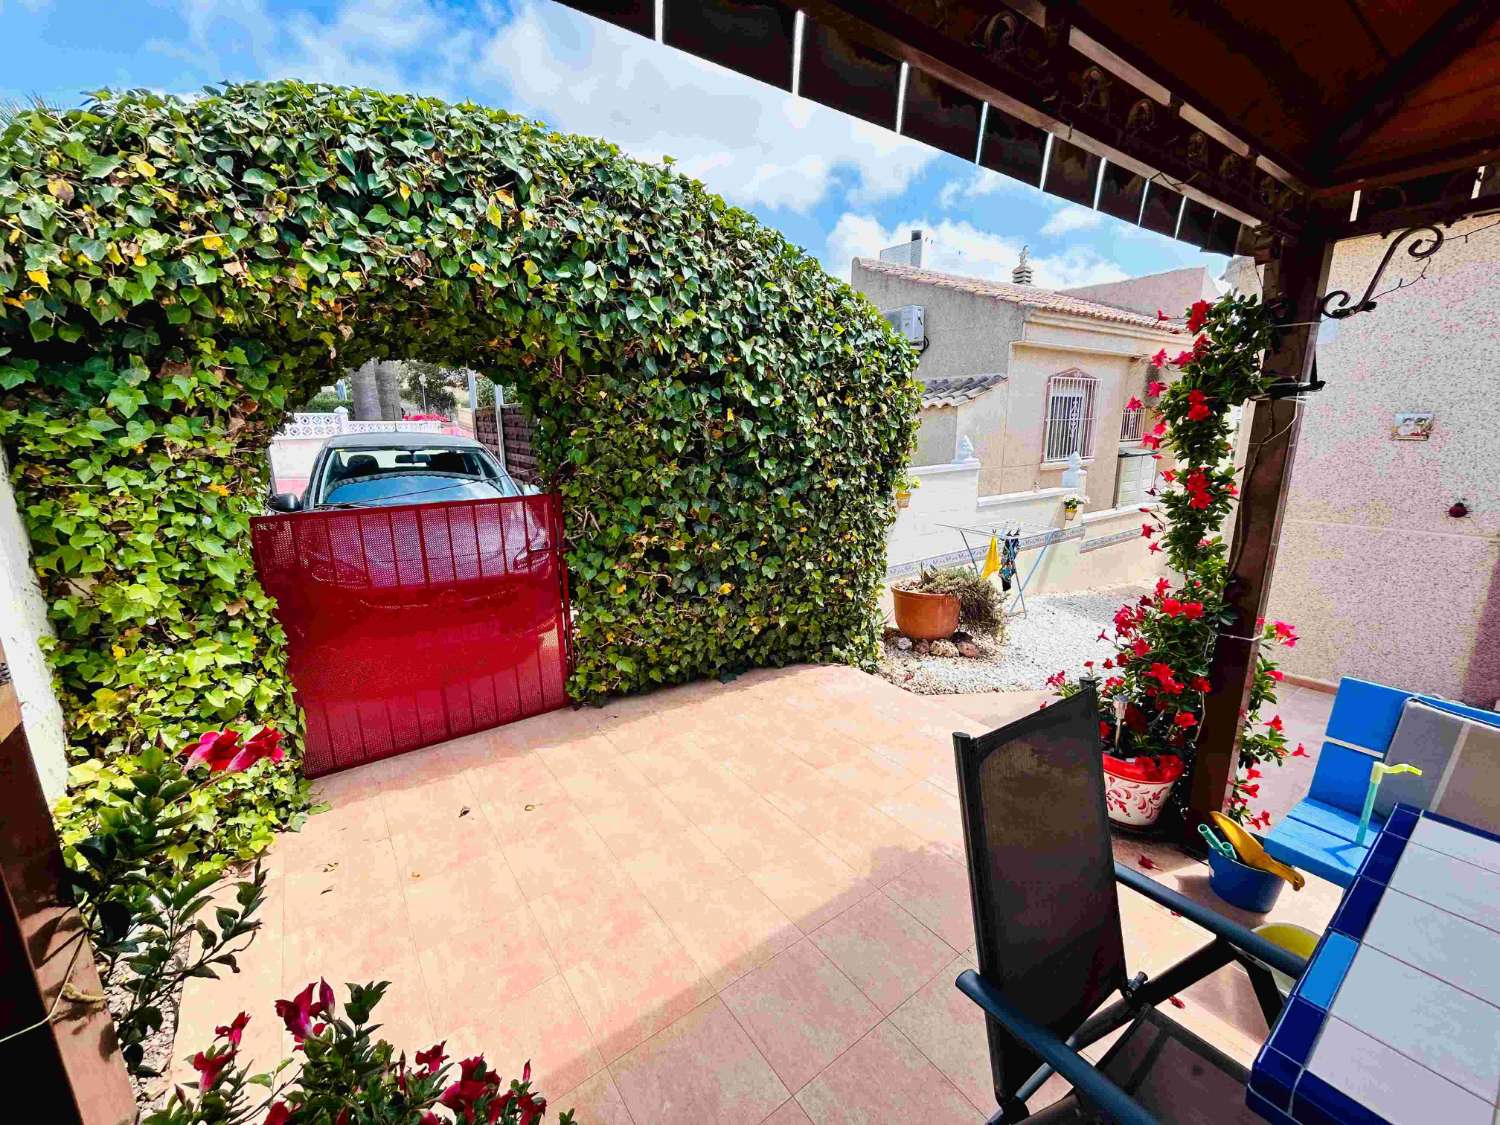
1262,217,1500,704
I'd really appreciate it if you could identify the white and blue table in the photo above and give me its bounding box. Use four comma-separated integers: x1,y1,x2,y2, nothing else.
1249,804,1500,1124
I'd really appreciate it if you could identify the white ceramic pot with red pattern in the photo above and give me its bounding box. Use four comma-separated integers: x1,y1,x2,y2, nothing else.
1102,753,1185,828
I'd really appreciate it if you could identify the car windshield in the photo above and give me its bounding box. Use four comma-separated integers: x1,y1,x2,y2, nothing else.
316,445,521,508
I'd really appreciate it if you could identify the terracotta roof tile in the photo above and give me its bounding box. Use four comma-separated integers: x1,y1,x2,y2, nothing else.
856,258,1183,331
920,373,1006,408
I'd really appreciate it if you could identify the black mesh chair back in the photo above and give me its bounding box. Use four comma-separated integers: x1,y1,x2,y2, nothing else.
954,688,1128,1103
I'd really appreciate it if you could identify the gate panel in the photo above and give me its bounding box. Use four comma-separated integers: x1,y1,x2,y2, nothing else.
251,493,570,777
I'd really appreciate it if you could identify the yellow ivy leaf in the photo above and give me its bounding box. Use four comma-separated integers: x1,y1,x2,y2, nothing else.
111,645,126,660
718,582,733,595
398,183,411,200
202,234,224,251
131,155,157,178
468,261,485,274
26,269,49,291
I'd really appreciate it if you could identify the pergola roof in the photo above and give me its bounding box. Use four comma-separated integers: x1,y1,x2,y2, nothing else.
558,0,1500,252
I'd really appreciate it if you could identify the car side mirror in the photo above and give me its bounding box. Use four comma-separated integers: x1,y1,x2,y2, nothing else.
268,492,302,513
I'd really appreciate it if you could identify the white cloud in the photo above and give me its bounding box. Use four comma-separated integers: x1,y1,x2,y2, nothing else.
935,165,1028,209
1040,205,1103,236
826,214,1128,289
158,0,939,217
474,1,937,214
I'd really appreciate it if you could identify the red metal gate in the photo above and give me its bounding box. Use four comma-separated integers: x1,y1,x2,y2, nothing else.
250,493,571,776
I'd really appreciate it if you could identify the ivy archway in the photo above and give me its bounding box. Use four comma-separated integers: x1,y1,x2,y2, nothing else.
0,82,917,851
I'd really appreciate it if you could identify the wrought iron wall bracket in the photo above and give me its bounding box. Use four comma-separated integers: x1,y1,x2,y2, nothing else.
1265,222,1447,327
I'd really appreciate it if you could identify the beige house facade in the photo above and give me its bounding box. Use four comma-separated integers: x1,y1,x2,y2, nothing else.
1227,216,1500,706
854,257,1194,591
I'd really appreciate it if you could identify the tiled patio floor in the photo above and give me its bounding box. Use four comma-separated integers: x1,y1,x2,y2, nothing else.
176,665,1340,1123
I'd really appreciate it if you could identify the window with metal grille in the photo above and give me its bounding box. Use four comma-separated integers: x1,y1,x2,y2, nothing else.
1043,371,1098,461
1120,403,1145,442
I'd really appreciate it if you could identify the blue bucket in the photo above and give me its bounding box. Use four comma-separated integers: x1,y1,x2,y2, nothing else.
1208,848,1286,913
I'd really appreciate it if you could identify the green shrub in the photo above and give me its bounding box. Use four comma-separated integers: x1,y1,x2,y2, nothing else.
0,82,918,863
897,566,1005,638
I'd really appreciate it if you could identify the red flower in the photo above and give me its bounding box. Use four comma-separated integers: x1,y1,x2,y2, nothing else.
1096,629,1109,642
417,1041,448,1075
1186,299,1212,333
1125,396,1143,412
1241,783,1260,798
1174,711,1198,728
1245,767,1262,780
1181,601,1204,619
1291,744,1309,757
1168,995,1186,1009
1131,637,1150,658
1250,810,1272,830
1267,715,1284,732
1146,379,1167,396
1102,658,1113,669
1147,541,1163,553
228,726,284,772
1187,400,1212,422
266,1105,293,1125
185,730,242,772
1160,469,1176,483
1148,662,1184,694
215,1011,250,1048
1141,433,1162,450
192,1046,234,1091
1160,598,1183,617
1171,349,1196,367
275,979,334,1041
1140,523,1155,538
1099,721,1112,740
1192,676,1212,692
1272,620,1299,647
1269,669,1284,681
1046,670,1067,688
441,1056,502,1122
1137,854,1158,869
1156,309,1169,321
1154,577,1171,598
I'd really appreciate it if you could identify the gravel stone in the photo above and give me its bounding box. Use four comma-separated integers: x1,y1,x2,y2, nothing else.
929,639,958,657
879,586,1144,695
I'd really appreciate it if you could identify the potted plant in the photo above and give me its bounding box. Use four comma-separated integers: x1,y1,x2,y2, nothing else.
1098,696,1186,828
1061,494,1084,521
892,566,1003,641
894,469,920,509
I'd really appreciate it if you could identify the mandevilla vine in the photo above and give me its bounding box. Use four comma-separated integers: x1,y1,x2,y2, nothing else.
1051,294,1304,827
0,83,919,863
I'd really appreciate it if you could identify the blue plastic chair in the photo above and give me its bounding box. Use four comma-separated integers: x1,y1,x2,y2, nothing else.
1263,678,1500,886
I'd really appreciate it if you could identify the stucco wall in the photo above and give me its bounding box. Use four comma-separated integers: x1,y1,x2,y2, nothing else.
0,446,69,802
1261,217,1500,704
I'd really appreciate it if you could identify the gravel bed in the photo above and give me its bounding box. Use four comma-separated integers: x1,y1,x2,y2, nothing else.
880,586,1144,695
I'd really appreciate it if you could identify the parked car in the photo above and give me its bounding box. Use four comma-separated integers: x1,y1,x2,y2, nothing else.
267,432,526,512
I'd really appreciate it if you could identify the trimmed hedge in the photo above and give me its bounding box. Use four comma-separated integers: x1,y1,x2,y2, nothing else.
0,82,918,854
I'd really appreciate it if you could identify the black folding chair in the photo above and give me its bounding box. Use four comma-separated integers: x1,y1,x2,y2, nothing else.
952,690,1308,1124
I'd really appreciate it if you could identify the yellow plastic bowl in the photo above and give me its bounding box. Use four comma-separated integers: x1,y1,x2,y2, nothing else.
1253,922,1321,994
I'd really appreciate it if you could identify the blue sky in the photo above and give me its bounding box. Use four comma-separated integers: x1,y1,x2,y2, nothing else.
2,0,1228,288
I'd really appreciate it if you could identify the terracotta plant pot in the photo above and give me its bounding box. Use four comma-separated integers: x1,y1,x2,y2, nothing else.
892,587,960,641
1102,753,1185,827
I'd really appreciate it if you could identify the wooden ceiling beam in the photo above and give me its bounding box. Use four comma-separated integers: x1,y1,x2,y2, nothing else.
1315,0,1500,178
797,0,1299,231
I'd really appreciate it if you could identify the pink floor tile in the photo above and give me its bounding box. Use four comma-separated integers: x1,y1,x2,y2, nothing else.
810,891,955,1015
555,1067,636,1125
888,951,991,1114
747,844,878,934
611,998,790,1125
415,905,558,1030
449,976,603,1100
720,939,881,1092
881,849,976,953
794,1020,980,1124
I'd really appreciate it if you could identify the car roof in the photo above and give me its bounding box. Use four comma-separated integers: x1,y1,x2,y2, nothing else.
321,431,485,450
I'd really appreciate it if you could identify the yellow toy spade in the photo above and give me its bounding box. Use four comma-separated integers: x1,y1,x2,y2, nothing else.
1210,811,1306,891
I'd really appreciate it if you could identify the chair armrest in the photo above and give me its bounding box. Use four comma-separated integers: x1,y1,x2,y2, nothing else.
956,970,1158,1125
1114,863,1308,979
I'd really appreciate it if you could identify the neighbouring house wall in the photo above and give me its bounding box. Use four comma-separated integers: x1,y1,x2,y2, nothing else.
997,323,1158,511
0,447,68,803
852,262,1026,381
1059,266,1220,319
1259,216,1500,704
912,406,958,465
